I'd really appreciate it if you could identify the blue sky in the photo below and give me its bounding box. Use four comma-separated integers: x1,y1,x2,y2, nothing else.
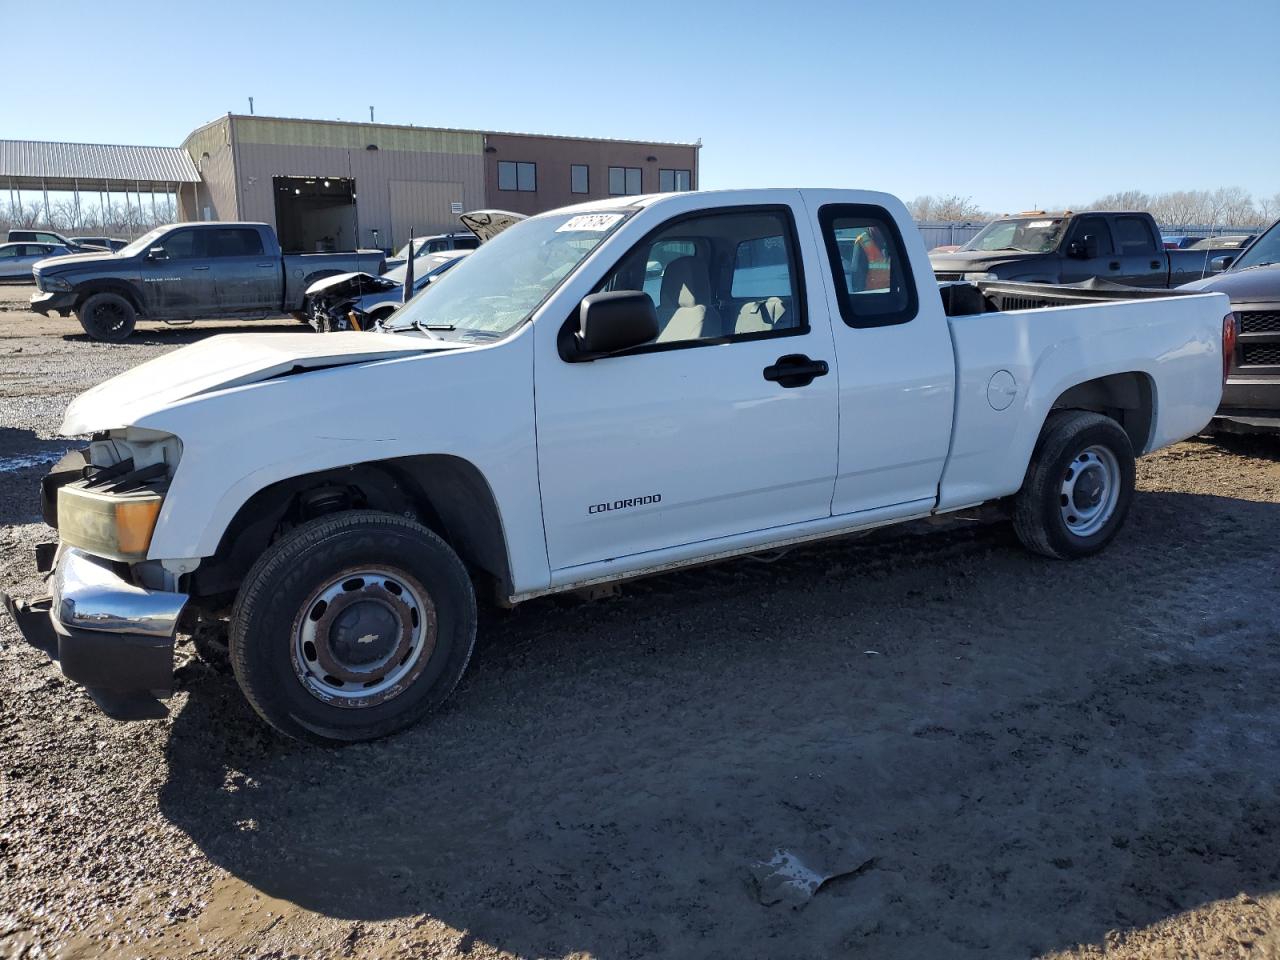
4,0,1277,211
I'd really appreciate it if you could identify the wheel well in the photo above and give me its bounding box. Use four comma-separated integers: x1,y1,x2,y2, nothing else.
1050,372,1154,453
75,282,144,315
190,455,511,604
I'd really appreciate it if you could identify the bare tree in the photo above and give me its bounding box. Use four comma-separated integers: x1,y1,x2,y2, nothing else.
909,194,987,222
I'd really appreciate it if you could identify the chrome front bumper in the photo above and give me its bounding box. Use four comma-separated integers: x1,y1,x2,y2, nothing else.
1,546,189,710
53,547,188,640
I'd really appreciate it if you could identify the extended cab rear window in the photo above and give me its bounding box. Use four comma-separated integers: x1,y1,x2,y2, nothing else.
818,204,917,328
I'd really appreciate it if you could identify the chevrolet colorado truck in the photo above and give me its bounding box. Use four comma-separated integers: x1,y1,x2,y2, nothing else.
29,221,384,341
1,189,1233,744
931,210,1222,287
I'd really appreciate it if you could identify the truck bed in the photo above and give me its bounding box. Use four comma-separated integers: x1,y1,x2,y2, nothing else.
938,287,1230,510
281,250,386,311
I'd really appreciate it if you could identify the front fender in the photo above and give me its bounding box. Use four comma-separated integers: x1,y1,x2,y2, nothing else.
136,330,552,595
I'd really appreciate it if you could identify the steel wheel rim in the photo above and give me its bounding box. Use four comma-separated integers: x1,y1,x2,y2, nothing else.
291,566,437,708
1059,444,1120,538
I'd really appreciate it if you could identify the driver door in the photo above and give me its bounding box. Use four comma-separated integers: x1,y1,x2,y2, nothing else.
533,199,840,577
1061,216,1118,284
141,228,214,318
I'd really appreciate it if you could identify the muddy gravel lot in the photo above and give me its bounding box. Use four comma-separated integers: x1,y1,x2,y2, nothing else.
1,281,1279,959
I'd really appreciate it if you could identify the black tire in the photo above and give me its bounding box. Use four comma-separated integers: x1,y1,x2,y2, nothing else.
76,292,137,341
229,511,477,744
1012,411,1135,560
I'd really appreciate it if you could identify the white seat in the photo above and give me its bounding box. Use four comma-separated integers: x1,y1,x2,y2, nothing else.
734,296,787,334
656,256,722,343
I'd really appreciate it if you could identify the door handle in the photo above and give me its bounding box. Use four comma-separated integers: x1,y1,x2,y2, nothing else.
256,262,274,268
1149,260,1161,269
1108,261,1120,270
763,354,829,388
191,265,210,271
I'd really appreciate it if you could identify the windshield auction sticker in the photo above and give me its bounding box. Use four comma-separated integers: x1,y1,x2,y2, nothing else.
557,214,624,233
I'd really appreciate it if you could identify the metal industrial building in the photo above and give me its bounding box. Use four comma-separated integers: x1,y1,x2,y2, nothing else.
2,116,698,252
179,115,699,252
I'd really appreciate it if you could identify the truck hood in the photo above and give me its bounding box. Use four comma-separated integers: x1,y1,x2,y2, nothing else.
929,250,1052,274
1179,263,1280,303
61,331,455,434
34,250,120,273
458,209,526,243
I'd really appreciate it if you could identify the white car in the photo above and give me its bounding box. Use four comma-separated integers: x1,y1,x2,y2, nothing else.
0,241,72,280
303,250,471,331
3,188,1232,744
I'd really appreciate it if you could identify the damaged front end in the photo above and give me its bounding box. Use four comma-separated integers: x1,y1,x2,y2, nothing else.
1,436,189,719
303,272,397,332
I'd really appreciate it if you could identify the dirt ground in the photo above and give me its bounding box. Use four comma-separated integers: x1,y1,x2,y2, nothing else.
1,281,1278,960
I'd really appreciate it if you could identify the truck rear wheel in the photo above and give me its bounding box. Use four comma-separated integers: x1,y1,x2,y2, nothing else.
76,292,137,341
229,511,477,744
1012,411,1135,560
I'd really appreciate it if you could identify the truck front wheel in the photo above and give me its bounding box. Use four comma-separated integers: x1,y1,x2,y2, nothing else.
229,511,477,744
76,292,137,341
1012,411,1135,559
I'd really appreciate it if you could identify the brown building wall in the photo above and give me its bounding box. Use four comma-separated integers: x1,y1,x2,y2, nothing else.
482,133,699,216
180,117,238,222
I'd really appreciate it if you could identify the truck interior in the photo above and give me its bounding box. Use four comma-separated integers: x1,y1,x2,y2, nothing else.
273,176,357,253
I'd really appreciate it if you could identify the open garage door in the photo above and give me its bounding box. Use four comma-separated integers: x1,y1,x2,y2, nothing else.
274,176,357,252
389,180,466,249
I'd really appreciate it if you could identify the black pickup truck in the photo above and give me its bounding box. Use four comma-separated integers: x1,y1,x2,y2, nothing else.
930,210,1221,288
30,222,384,341
1182,218,1280,432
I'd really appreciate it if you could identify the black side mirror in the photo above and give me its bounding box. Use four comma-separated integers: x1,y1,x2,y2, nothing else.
1210,255,1234,273
147,246,168,261
575,291,658,359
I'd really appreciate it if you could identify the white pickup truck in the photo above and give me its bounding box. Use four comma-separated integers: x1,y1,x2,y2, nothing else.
2,189,1234,744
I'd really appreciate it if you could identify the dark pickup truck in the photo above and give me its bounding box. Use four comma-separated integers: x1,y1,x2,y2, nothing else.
1182,217,1280,432
30,222,384,341
931,210,1221,288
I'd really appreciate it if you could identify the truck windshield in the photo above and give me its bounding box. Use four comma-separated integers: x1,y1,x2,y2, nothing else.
1231,221,1280,270
961,218,1067,254
385,211,632,341
117,227,169,258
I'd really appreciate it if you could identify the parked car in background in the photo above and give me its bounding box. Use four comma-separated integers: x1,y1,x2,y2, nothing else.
1189,234,1256,252
0,187,1232,743
929,244,962,254
1181,218,1280,432
8,229,106,253
304,250,471,331
28,221,385,341
1163,235,1199,249
70,236,129,252
382,231,479,271
304,210,527,330
930,210,1221,287
0,241,73,280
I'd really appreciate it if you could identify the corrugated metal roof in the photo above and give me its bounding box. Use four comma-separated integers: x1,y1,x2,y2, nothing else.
0,140,200,183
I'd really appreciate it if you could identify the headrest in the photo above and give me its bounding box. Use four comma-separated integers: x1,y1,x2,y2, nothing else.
660,256,711,308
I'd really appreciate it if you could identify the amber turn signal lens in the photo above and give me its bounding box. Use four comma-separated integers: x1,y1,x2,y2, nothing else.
114,498,163,556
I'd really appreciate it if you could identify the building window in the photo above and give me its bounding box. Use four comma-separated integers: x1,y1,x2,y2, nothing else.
498,160,537,192
609,166,643,196
571,164,589,194
659,169,692,192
